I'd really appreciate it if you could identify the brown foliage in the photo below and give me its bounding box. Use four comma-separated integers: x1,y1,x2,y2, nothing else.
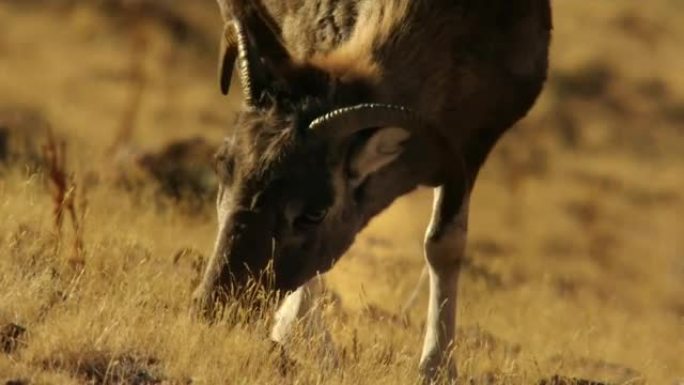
42,129,88,266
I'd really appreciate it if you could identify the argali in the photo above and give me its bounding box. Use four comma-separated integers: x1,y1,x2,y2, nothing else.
192,0,552,381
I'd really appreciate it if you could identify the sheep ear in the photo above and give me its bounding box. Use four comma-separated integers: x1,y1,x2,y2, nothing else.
218,24,238,95
348,127,410,186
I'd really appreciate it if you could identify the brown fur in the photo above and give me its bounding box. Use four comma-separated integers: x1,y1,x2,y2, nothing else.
219,0,550,172
200,0,551,332
196,1,552,380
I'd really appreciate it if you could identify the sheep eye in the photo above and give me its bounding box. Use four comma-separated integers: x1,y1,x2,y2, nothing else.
294,208,328,228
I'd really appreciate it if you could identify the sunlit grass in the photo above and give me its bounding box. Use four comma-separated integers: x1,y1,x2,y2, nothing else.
0,1,682,384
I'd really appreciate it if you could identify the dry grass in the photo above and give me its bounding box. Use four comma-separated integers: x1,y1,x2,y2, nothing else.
0,1,682,384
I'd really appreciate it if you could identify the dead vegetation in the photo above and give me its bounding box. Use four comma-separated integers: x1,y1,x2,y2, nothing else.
42,350,163,385
0,323,26,355
538,376,610,385
42,129,88,266
0,0,682,384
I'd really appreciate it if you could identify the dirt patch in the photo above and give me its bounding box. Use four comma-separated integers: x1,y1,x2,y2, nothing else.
4,380,29,385
547,355,644,385
113,137,218,211
539,375,610,385
135,137,217,203
43,351,162,385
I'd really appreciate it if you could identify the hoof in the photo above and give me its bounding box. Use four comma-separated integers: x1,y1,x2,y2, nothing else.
190,287,223,321
419,354,457,385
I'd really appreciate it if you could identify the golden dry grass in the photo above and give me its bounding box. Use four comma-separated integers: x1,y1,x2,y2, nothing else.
0,1,682,384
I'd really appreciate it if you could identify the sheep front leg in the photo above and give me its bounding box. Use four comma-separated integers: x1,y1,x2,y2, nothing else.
419,184,469,383
270,277,337,369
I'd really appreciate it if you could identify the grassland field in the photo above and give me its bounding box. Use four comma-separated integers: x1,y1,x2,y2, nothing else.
0,1,682,384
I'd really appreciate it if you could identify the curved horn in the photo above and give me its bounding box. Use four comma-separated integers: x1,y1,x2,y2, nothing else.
219,0,293,105
218,23,238,95
309,103,425,138
233,21,257,104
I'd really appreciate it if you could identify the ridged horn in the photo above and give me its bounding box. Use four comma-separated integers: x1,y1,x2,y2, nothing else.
309,103,425,137
224,0,293,106
218,23,238,95
233,21,257,104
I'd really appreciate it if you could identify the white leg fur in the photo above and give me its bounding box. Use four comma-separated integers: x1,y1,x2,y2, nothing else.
270,285,308,344
419,187,469,383
270,277,338,367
